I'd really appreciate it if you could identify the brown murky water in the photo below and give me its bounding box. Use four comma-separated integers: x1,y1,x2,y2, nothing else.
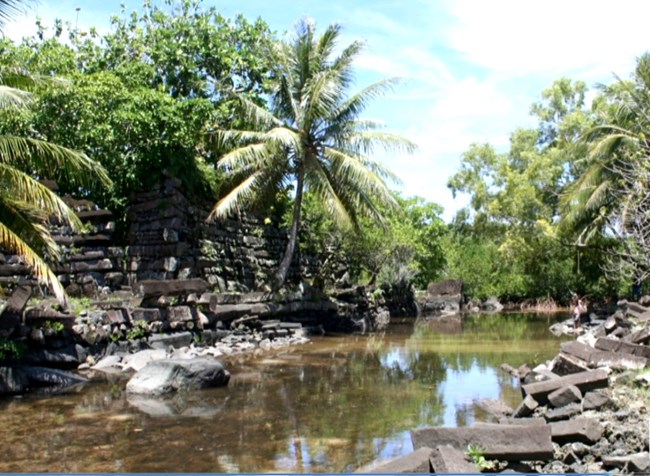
0,313,566,473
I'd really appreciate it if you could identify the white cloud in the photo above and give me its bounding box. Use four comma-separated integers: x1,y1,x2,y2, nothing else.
445,0,648,80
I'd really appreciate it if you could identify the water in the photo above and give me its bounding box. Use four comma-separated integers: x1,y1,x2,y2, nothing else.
0,312,566,473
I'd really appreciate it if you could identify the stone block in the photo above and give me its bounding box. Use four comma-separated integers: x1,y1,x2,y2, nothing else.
513,394,539,418
130,308,162,323
359,447,434,473
594,337,650,359
544,402,582,422
148,332,193,350
602,452,650,473
411,423,553,461
548,385,582,408
167,306,194,323
522,369,609,404
551,352,590,376
429,445,478,473
550,418,604,444
136,279,208,298
581,390,611,411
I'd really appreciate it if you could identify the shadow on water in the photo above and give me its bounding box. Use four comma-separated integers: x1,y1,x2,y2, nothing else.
0,312,567,473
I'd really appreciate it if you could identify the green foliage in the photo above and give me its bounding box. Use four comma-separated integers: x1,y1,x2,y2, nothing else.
127,320,149,340
0,0,275,239
466,444,495,471
446,77,622,301
299,193,447,289
43,320,64,333
0,337,25,361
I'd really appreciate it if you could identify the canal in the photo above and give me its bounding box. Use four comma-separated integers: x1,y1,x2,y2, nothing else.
0,312,567,472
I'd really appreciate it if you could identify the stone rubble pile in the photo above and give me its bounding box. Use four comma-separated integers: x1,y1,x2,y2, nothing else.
365,299,650,474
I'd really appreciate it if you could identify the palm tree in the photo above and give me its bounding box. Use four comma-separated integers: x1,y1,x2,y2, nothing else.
560,54,650,243
0,0,29,26
0,6,112,306
210,19,414,289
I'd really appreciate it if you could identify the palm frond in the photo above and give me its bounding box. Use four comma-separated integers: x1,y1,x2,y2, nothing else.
0,84,33,109
0,163,83,229
0,135,112,189
0,219,66,306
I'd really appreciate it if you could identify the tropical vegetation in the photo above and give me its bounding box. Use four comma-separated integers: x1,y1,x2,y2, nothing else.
0,0,111,305
1,0,650,303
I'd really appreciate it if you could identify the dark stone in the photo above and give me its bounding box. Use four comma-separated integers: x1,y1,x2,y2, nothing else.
0,366,28,394
521,369,609,404
581,390,611,411
130,308,162,323
513,394,539,418
548,385,582,408
429,445,478,473
411,424,554,461
148,332,193,350
358,447,433,473
544,402,582,422
22,344,86,368
19,365,88,388
0,285,32,335
125,358,230,395
550,418,604,444
602,452,650,473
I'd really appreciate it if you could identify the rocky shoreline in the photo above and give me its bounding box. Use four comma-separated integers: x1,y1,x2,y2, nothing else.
363,300,650,474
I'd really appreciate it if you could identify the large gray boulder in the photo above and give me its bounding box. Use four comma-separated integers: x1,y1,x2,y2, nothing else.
126,358,230,395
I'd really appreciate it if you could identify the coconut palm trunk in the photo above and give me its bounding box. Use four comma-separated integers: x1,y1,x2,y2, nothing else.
274,166,304,289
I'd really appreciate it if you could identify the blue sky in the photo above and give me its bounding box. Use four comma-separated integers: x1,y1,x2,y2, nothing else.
6,0,650,220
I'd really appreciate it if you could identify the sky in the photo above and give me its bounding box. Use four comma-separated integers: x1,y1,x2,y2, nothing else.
5,0,650,221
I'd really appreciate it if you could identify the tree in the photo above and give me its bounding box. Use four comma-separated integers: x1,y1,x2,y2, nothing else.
561,54,650,287
0,6,111,306
210,19,414,289
446,78,611,301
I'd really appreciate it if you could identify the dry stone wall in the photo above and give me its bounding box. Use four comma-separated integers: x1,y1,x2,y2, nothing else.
0,177,304,298
126,177,301,292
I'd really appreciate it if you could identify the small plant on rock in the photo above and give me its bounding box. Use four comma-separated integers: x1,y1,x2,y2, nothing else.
127,320,150,340
0,338,26,361
467,444,496,471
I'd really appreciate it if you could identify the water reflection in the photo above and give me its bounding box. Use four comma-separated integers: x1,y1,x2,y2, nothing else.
0,313,565,472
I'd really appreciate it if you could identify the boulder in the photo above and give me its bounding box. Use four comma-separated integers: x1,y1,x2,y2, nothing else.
481,296,504,312
581,390,611,411
121,349,167,372
0,366,29,394
19,365,88,389
126,358,230,395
